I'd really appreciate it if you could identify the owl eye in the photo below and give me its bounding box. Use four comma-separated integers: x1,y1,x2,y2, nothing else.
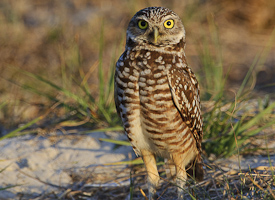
138,20,148,30
164,19,174,29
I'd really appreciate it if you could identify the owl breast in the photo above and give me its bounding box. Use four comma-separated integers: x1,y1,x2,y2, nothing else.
115,48,197,158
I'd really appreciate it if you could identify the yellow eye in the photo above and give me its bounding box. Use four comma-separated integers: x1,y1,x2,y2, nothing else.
138,20,148,29
164,19,174,29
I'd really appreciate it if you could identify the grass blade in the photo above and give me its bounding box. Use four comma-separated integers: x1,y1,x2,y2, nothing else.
98,20,105,107
238,101,275,133
99,138,131,146
0,115,43,140
21,70,91,110
103,158,143,166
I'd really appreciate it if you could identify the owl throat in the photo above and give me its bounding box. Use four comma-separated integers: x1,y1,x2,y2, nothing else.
126,36,185,54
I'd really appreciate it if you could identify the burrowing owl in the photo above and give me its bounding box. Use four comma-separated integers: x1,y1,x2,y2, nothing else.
114,7,203,199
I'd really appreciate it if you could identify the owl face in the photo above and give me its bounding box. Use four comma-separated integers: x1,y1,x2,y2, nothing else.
126,7,185,47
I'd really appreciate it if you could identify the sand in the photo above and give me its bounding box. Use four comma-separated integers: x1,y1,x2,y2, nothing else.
0,130,274,199
0,131,134,199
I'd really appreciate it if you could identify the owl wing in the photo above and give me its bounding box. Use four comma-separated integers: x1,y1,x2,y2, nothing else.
167,65,203,151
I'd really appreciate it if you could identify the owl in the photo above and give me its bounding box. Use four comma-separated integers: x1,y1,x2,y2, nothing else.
114,7,203,199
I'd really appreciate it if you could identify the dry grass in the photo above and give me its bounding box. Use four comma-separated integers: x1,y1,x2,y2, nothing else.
19,161,274,200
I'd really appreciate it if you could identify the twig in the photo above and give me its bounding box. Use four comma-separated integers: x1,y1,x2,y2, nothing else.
58,188,72,199
247,175,264,191
267,186,275,199
139,187,149,200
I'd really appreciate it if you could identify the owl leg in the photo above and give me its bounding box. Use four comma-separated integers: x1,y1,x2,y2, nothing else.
172,153,187,200
141,149,159,200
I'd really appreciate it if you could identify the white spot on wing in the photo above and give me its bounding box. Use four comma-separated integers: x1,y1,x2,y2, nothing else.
147,79,155,85
158,65,165,70
128,82,135,88
157,78,166,84
138,82,146,87
124,67,130,72
129,75,137,82
154,73,162,78
116,77,127,87
139,77,146,82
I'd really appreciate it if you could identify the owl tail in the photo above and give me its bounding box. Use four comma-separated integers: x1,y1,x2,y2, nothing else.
187,154,204,182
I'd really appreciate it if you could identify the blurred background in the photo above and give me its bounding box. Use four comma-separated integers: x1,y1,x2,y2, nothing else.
0,0,274,131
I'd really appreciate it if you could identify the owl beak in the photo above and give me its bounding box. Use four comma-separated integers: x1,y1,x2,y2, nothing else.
153,27,159,44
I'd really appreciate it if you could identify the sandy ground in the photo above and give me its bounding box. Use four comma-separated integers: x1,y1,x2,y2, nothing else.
1,130,275,199
0,131,135,199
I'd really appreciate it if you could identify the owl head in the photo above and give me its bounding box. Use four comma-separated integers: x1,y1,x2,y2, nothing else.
126,7,186,48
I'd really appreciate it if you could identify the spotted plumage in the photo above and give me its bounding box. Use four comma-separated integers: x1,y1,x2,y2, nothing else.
114,7,203,199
